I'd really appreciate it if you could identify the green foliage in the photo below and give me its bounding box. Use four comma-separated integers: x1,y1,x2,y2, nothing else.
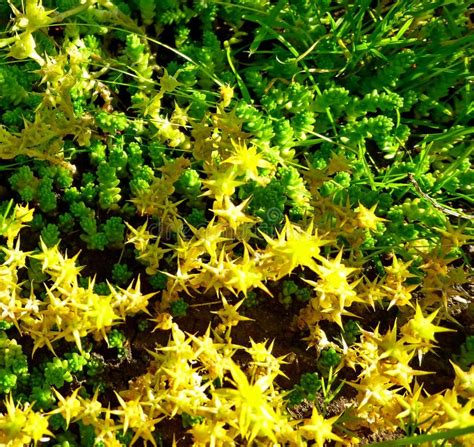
0,332,28,394
126,142,145,174
116,429,134,446
9,166,59,211
93,282,111,296
38,177,57,212
170,298,189,318
57,212,75,233
278,280,311,307
108,329,126,358
286,372,322,407
0,63,32,108
89,140,107,166
137,320,150,332
175,169,202,205
44,358,73,388
40,223,60,247
278,166,311,216
78,420,97,447
95,111,128,133
65,352,90,373
243,291,259,308
86,354,106,378
186,208,207,229
102,217,125,246
9,166,38,202
318,348,342,374
97,163,121,210
342,320,361,346
149,272,168,290
147,142,166,168
182,412,205,428
239,179,286,235
30,385,56,410
454,336,474,370
123,33,153,85
49,414,68,432
0,320,13,331
112,263,133,285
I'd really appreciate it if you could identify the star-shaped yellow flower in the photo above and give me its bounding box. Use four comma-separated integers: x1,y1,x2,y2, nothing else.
400,303,454,351
440,396,474,430
201,167,245,201
451,361,474,398
212,196,258,232
355,202,387,231
262,217,331,279
225,247,272,297
299,407,343,446
212,296,253,329
51,388,82,428
222,139,272,181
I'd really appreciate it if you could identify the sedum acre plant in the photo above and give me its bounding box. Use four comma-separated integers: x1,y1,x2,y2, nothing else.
0,0,472,446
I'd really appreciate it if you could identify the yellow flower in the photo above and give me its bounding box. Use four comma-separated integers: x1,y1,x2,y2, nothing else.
28,320,59,356
299,407,343,446
0,0,56,65
136,236,171,275
377,322,411,363
352,375,400,409
440,396,474,430
87,294,121,342
220,84,234,107
78,389,103,426
212,296,253,330
188,419,235,446
150,312,174,331
395,382,426,425
198,247,231,295
309,250,360,307
383,282,418,309
113,393,162,445
111,276,157,317
0,395,52,446
213,360,284,444
186,217,230,260
222,139,272,181
246,339,288,379
1,237,31,270
327,152,353,175
51,388,82,428
262,217,331,279
0,203,34,248
381,350,431,390
451,361,474,398
33,241,83,289
212,196,258,232
355,203,387,231
125,221,155,252
32,239,62,271
400,303,453,361
358,277,386,309
224,247,271,297
188,326,229,380
94,407,120,446
201,167,245,201
10,0,55,33
385,256,416,283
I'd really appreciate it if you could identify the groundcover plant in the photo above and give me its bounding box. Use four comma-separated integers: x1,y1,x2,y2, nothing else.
0,0,473,445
